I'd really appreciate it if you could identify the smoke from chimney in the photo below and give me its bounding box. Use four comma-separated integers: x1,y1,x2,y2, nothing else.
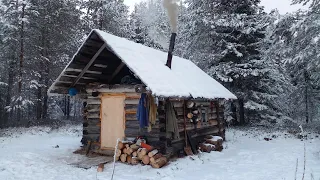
163,0,179,69
163,0,178,33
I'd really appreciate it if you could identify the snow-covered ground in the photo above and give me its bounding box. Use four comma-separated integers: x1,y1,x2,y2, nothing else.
0,125,319,180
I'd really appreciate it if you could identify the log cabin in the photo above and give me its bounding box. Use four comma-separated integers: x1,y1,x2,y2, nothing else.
48,29,237,157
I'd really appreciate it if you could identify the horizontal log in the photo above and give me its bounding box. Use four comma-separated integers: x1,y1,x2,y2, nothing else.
83,120,100,127
87,99,101,105
125,104,138,111
86,84,139,93
85,118,100,122
126,121,160,129
125,93,141,99
125,120,140,129
83,127,100,134
125,99,139,105
86,104,100,110
87,96,100,100
88,114,100,119
87,107,100,113
125,113,137,121
88,111,100,117
125,128,160,139
126,110,137,114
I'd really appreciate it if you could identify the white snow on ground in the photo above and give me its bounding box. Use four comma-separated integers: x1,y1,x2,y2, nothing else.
0,126,319,180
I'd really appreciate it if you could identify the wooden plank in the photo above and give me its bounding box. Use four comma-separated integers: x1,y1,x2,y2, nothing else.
87,85,137,93
109,62,125,82
68,62,107,72
66,68,102,75
59,76,97,84
71,43,107,87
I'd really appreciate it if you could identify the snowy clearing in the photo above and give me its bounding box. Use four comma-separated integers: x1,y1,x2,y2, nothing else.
0,125,319,180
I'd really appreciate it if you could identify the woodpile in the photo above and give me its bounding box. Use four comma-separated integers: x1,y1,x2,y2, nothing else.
115,141,168,168
199,135,224,153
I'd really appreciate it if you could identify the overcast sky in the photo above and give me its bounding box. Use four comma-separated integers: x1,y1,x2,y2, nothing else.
123,0,308,14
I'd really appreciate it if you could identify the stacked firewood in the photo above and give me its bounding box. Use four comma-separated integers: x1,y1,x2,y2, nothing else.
115,141,168,168
198,135,224,153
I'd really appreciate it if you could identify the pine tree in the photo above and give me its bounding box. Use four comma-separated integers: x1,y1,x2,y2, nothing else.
277,10,320,123
80,0,130,37
27,0,82,120
183,0,293,124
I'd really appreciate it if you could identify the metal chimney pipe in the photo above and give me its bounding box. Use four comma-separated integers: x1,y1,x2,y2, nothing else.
166,33,177,69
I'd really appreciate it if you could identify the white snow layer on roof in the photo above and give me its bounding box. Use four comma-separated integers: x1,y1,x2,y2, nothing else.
94,29,236,100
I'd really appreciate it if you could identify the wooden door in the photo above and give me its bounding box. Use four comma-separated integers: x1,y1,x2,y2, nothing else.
100,94,125,149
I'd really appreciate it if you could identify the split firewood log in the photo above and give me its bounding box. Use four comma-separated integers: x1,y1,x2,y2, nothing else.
150,153,163,164
118,141,125,150
122,148,128,154
142,155,150,165
126,155,132,164
130,144,140,151
132,151,138,157
137,148,147,160
148,149,158,157
141,148,148,156
199,143,213,153
120,154,128,163
116,149,122,157
126,147,133,155
205,135,223,146
131,157,139,165
150,157,167,168
116,156,120,161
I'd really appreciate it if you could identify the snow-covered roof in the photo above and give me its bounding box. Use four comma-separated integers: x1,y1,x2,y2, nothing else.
48,29,236,100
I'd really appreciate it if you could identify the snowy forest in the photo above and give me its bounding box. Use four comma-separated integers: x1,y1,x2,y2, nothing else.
0,0,319,128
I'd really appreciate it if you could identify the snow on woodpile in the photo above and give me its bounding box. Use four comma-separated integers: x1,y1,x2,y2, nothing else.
94,29,236,100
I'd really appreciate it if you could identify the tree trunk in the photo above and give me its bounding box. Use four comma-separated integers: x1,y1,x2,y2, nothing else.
239,99,245,125
36,83,42,120
304,70,309,123
4,60,15,125
42,63,49,119
17,3,26,122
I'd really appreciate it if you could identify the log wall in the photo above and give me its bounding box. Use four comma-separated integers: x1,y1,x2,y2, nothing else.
81,86,162,152
166,100,226,155
124,94,163,150
81,85,226,157
81,95,101,151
